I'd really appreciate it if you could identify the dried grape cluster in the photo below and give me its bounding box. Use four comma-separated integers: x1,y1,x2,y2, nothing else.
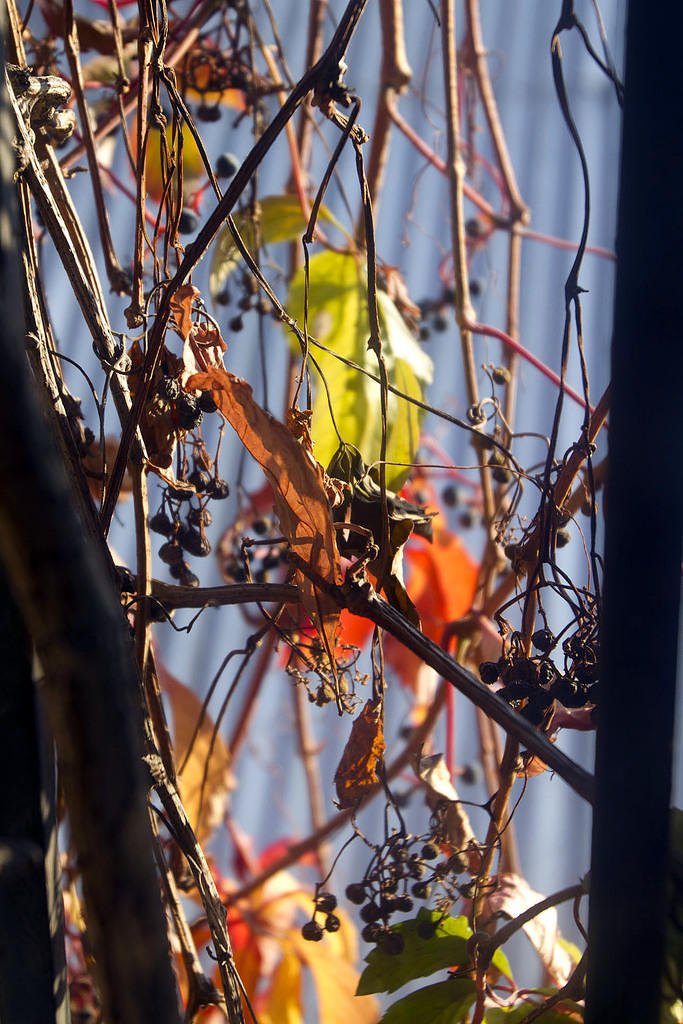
148,381,230,587
302,825,472,955
479,625,600,722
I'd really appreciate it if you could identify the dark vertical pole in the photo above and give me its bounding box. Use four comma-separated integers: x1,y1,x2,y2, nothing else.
585,4,683,1023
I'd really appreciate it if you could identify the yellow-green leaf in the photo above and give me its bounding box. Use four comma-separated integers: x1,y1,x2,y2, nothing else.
209,194,342,300
287,250,432,491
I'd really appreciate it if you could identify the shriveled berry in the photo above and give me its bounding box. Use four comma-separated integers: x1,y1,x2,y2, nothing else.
421,842,439,861
198,390,218,413
345,883,366,905
531,628,555,653
206,478,230,499
168,485,193,502
315,892,337,913
159,541,183,565
188,506,212,528
412,882,431,900
382,931,405,956
150,510,174,536
492,365,511,386
181,527,211,558
176,393,203,430
215,152,240,178
538,660,557,687
157,376,180,400
408,861,425,880
479,661,499,685
324,913,341,933
178,565,199,588
390,845,409,863
301,920,323,942
188,468,211,492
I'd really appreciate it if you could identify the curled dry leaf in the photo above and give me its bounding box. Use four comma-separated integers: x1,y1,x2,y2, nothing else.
486,873,576,987
156,657,234,845
417,753,480,868
181,322,228,387
334,697,385,809
128,340,178,470
186,369,342,657
170,283,200,341
81,436,132,502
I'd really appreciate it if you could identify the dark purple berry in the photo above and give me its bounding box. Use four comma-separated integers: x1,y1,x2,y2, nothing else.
159,541,183,565
412,882,431,900
188,468,211,492
315,892,337,913
215,152,240,178
324,913,340,933
421,843,439,861
361,923,383,944
150,510,174,536
479,661,499,685
206,478,230,499
157,376,180,400
198,391,218,413
301,920,323,942
345,883,366,905
360,902,381,924
178,209,199,235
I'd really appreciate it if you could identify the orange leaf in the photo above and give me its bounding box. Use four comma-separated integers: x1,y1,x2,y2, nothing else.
334,697,385,809
186,369,342,658
157,658,233,844
170,283,200,341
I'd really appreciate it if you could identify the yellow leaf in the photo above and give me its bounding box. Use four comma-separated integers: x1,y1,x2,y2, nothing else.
290,928,378,1024
260,949,303,1024
157,659,233,843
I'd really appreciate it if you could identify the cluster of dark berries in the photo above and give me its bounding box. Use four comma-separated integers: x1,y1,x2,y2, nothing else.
479,626,600,721
417,292,453,341
219,513,286,584
340,833,469,952
150,463,230,587
214,268,271,323
156,375,219,430
300,892,341,943
440,483,483,531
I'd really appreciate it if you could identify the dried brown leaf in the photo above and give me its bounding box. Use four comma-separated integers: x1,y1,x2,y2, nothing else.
181,322,227,386
334,698,385,809
170,283,200,341
186,369,342,655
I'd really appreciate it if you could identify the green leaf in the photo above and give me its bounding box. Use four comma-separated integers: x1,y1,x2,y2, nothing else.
287,251,432,491
380,979,477,1024
209,194,343,300
356,910,472,996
